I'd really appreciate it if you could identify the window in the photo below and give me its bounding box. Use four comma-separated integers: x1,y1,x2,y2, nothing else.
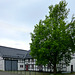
28,64,30,69
72,53,75,56
20,65,23,68
32,64,34,69
48,64,51,69
32,59,34,62
28,59,30,63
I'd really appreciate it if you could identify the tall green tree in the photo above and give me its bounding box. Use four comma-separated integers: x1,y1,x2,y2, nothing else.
30,0,75,74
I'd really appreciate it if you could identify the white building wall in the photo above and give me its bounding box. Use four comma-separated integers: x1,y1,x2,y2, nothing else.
67,58,75,72
18,59,25,71
16,58,75,72
0,56,74,72
0,57,5,71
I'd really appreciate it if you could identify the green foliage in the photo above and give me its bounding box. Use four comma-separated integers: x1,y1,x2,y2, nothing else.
30,0,75,74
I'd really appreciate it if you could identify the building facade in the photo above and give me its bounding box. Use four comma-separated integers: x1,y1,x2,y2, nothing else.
0,46,75,72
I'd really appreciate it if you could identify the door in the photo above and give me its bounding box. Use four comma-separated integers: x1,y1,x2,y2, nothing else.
5,60,12,71
26,65,28,71
12,60,18,71
5,60,18,71
71,65,73,72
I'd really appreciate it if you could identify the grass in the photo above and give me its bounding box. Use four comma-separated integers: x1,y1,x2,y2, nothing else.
5,71,75,75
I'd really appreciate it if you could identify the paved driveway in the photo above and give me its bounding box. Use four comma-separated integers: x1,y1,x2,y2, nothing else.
0,71,22,75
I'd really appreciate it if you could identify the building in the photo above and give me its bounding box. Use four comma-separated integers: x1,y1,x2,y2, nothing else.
0,46,75,72
0,46,28,71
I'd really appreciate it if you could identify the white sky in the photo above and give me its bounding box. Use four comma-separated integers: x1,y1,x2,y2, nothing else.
0,0,75,50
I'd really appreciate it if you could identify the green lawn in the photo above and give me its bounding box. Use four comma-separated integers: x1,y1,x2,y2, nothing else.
7,71,75,75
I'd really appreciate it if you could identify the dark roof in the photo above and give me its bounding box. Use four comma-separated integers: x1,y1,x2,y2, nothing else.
0,46,28,59
25,50,32,59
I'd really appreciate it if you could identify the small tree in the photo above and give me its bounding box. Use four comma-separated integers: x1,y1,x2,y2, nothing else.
30,0,75,74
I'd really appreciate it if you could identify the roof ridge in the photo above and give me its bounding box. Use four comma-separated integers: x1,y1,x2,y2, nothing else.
0,45,28,51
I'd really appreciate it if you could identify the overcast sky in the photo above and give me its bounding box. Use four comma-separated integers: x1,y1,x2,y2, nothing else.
0,0,75,50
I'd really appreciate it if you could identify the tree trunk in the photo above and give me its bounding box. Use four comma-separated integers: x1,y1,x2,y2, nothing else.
54,63,56,75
